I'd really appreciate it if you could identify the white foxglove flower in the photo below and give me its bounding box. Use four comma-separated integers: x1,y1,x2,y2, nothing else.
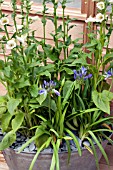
0,34,3,40
96,13,104,22
29,16,40,22
13,25,23,32
6,40,16,49
16,14,23,19
96,2,105,10
85,16,96,23
55,0,58,3
29,1,33,5
109,0,113,4
0,17,9,25
16,34,27,44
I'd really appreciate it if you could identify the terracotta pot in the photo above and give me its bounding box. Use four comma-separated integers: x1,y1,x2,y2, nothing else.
3,140,108,170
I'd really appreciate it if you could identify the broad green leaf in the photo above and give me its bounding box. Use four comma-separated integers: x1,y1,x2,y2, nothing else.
39,70,51,79
102,90,113,101
62,81,74,108
37,93,47,105
92,90,110,114
29,84,38,97
7,98,22,115
0,60,4,70
1,112,12,132
15,80,30,88
12,112,24,132
64,68,74,75
103,52,113,65
0,95,7,103
0,131,16,150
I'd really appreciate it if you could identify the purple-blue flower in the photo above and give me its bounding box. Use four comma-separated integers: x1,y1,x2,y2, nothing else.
81,66,87,75
104,70,113,80
39,89,47,95
52,89,60,96
84,74,92,80
73,66,92,81
39,80,60,96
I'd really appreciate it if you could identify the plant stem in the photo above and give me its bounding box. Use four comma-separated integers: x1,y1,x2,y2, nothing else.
62,7,66,59
49,95,51,120
54,3,58,49
42,0,47,66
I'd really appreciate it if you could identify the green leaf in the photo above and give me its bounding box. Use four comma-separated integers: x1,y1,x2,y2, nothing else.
29,141,48,170
39,70,51,79
0,131,16,150
92,90,111,114
29,84,38,97
0,60,4,70
64,67,74,75
37,93,47,105
12,112,24,132
15,80,30,88
50,129,59,137
7,98,22,115
1,112,12,132
86,137,99,170
62,81,75,106
64,128,81,156
18,135,41,153
88,131,109,165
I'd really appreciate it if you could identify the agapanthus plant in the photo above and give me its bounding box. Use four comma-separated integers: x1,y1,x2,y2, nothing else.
0,0,113,170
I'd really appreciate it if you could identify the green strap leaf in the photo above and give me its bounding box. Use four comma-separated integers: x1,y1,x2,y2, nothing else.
88,131,109,165
64,128,81,156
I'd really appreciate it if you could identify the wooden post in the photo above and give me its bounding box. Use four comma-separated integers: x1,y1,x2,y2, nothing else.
83,0,97,44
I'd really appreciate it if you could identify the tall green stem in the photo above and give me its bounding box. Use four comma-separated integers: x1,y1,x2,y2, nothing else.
54,3,58,49
42,0,47,66
49,95,51,120
62,7,66,59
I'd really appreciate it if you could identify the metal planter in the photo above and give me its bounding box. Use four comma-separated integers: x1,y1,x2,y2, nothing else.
3,140,107,170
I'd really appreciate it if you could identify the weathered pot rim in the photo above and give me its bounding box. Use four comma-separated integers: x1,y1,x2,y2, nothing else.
3,138,108,156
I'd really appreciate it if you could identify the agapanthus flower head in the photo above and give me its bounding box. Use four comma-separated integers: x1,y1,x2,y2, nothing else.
73,67,92,81
39,80,60,96
43,80,56,89
104,70,113,80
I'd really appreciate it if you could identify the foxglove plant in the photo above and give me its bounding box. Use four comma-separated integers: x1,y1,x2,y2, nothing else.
0,0,113,170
